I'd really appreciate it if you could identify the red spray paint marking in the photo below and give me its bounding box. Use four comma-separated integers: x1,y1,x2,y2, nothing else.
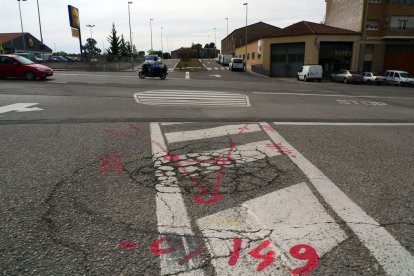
119,242,138,249
228,238,243,266
104,128,130,138
129,124,143,133
150,238,183,255
290,244,319,275
98,151,125,174
249,240,276,272
266,143,296,158
178,245,203,265
152,139,236,205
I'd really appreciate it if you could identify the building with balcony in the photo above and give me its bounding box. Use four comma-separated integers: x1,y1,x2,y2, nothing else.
325,0,414,74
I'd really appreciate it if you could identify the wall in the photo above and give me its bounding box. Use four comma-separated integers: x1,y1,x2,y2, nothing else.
325,0,365,32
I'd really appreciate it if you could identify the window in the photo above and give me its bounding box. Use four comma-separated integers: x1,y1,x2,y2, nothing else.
258,54,262,59
247,53,250,59
0,57,14,64
399,20,408,29
392,0,414,4
366,21,379,30
252,52,255,59
368,0,381,3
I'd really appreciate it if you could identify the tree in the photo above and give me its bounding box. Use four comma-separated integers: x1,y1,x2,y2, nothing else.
209,42,216,48
204,43,210,49
107,23,121,56
83,38,101,58
120,35,129,57
147,50,162,57
138,51,145,56
192,43,202,50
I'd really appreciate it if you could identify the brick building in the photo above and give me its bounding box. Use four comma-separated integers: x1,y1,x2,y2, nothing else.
221,22,281,57
325,0,414,74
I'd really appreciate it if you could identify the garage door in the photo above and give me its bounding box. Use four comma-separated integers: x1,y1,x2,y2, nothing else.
383,44,414,75
270,43,305,77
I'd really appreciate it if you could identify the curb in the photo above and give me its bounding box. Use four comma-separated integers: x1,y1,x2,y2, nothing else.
246,71,270,79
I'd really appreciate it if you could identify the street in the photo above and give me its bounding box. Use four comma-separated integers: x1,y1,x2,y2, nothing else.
1,61,413,275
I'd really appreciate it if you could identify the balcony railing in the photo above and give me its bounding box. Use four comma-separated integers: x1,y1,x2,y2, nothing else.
389,27,414,32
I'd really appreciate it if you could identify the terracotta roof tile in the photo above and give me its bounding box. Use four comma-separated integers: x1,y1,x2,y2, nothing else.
0,33,26,43
269,21,359,37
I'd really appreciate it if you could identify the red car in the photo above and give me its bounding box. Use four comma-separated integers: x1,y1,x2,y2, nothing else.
0,54,53,80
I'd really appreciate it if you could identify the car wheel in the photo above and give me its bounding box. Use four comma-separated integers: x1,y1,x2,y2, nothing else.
367,80,371,85
25,71,36,81
400,82,405,87
329,76,334,82
343,78,348,84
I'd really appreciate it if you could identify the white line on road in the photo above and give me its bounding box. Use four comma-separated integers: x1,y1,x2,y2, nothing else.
272,122,414,126
0,103,43,114
185,72,190,80
165,124,262,143
261,122,414,276
253,92,414,100
151,123,203,276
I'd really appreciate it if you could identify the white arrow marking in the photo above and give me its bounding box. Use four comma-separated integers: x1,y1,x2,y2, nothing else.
0,103,43,114
208,74,222,78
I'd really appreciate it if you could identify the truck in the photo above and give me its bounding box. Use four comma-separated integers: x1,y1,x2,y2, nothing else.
220,54,233,66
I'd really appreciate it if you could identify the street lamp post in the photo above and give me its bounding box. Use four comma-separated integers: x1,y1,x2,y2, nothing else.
243,3,248,70
35,0,44,59
161,27,163,58
150,18,154,52
86,24,95,61
213,27,217,58
360,0,369,72
17,0,27,52
128,2,134,71
225,18,229,36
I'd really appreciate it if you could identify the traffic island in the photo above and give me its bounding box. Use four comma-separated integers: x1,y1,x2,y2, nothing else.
175,58,205,72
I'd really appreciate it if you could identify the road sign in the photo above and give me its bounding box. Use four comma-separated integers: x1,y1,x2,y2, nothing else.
71,28,80,38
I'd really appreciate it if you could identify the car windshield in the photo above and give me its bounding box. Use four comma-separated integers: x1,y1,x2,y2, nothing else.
349,71,360,74
372,73,383,76
400,73,413,78
233,59,243,63
14,56,35,65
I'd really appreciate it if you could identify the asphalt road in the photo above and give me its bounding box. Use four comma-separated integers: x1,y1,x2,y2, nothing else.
1,61,413,275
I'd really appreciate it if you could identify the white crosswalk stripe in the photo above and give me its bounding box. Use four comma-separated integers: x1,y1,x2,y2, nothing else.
134,90,251,107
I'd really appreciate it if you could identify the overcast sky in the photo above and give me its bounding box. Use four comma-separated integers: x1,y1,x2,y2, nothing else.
1,0,326,54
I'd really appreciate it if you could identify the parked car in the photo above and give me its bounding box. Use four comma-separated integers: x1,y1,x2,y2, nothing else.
53,56,68,62
361,72,387,85
220,54,232,66
330,70,363,84
297,65,323,82
15,53,43,63
229,58,244,71
384,70,414,87
0,54,53,80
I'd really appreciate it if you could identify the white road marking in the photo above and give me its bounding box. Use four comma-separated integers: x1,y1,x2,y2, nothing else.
165,124,262,143
272,122,414,126
0,103,43,114
214,67,219,70
160,122,192,126
151,123,204,276
185,72,190,80
220,67,225,70
207,68,212,71
261,122,414,276
134,90,251,107
209,75,222,78
197,182,347,275
253,91,414,100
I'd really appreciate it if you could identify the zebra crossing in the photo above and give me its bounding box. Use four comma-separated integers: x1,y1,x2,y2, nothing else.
134,90,251,107
150,122,414,276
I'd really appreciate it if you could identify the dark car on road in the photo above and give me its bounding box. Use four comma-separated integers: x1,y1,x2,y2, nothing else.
0,54,53,80
330,70,363,84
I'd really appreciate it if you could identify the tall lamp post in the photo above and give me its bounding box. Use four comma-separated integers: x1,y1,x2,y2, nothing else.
243,3,248,70
213,27,217,58
161,27,164,58
360,0,369,72
128,1,134,71
17,0,27,52
150,18,154,52
86,24,95,61
35,0,44,59
225,18,229,36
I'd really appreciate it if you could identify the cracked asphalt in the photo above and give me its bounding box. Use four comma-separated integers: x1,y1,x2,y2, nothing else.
1,70,413,275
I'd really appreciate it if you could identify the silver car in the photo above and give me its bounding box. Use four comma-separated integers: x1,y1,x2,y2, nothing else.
330,70,363,84
362,72,387,85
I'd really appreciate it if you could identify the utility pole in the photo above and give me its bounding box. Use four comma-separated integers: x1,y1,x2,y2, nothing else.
225,17,229,36
161,27,164,58
36,0,44,59
86,24,95,61
360,0,369,72
150,18,154,52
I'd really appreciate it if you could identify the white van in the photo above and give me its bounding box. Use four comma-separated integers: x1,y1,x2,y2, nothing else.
384,70,414,87
297,65,323,82
229,58,244,71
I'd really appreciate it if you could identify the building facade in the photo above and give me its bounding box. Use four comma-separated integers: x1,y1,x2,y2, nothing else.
221,22,281,56
0,33,52,55
325,0,414,74
234,21,360,77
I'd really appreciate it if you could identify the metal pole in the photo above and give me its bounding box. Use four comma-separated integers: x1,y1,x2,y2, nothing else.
86,24,95,61
360,0,369,72
244,3,248,70
226,18,229,36
150,19,153,52
17,0,26,52
161,27,163,58
36,0,44,60
128,2,134,71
